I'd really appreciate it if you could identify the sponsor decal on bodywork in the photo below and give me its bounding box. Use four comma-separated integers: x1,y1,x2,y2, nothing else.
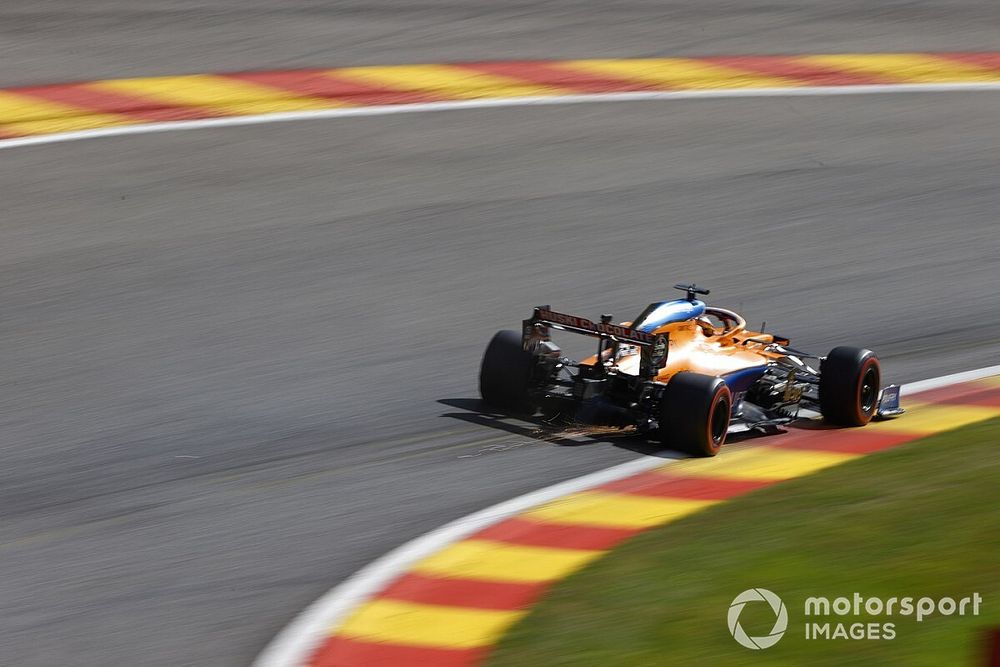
534,308,657,344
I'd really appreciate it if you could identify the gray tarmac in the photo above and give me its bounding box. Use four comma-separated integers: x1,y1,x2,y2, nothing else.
1,1,999,86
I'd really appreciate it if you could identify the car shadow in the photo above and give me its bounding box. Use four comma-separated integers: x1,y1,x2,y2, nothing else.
438,397,784,459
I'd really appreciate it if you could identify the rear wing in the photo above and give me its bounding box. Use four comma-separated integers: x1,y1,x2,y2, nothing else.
523,307,656,346
522,306,669,378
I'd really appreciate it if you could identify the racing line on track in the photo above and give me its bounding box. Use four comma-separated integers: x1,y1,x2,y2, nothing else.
257,366,1000,667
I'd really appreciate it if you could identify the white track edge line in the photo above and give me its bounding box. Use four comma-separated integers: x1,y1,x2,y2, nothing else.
900,363,1000,395
253,454,666,667
254,364,1000,667
5,82,1000,151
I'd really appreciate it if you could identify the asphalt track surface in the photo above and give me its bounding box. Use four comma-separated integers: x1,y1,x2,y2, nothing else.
2,4,1000,667
2,1,1000,86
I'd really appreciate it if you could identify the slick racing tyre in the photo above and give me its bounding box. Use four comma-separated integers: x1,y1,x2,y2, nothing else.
660,372,731,457
479,330,535,413
819,346,880,426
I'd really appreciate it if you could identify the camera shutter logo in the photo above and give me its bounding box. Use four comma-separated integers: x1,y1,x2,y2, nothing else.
728,588,788,649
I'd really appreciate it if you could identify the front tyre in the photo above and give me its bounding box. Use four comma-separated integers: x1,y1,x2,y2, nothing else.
479,330,535,413
819,346,880,426
660,372,732,457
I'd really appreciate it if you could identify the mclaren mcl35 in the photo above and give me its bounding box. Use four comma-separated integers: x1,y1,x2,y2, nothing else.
479,284,903,456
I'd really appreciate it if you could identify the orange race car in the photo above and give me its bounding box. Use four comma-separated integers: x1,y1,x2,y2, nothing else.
479,284,903,456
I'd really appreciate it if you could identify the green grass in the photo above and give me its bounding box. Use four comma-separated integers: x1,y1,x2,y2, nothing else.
487,418,1000,667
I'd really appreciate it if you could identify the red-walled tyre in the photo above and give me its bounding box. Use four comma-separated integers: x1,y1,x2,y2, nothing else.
820,346,881,426
479,330,535,414
660,372,732,457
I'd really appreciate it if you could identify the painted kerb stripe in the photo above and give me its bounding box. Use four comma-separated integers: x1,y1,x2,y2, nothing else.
256,365,1000,667
4,53,1000,147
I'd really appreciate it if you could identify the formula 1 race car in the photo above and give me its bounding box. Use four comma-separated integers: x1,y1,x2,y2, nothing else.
479,284,903,456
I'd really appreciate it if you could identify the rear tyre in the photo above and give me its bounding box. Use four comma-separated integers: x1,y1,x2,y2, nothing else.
819,346,880,426
660,372,731,457
479,330,536,413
